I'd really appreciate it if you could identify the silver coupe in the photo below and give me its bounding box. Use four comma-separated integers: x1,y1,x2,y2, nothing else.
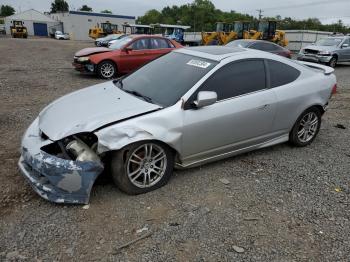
18,46,337,204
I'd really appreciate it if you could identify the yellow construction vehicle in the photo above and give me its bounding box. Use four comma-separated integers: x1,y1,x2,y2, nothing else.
203,21,251,45
219,21,251,44
10,20,28,38
246,21,288,47
88,22,120,39
201,22,226,45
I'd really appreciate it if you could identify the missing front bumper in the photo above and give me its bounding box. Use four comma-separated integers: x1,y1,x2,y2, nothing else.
18,118,104,204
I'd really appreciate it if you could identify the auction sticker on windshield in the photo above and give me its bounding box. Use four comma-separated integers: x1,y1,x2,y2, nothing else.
186,59,211,69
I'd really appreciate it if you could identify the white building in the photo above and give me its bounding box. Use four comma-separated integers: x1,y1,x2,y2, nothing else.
50,11,135,40
4,9,61,37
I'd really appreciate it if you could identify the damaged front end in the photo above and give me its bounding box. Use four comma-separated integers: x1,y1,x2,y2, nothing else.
18,118,104,204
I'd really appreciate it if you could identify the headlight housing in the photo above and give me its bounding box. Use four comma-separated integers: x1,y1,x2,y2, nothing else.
319,50,331,55
77,56,90,62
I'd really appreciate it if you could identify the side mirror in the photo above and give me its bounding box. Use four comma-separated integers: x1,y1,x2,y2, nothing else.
342,43,349,48
123,46,133,52
194,91,217,109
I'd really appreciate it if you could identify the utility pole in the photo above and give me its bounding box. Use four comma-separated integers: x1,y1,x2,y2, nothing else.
256,9,263,20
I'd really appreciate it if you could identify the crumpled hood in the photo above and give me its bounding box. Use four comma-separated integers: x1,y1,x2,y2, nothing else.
38,82,162,141
303,45,337,53
75,47,110,57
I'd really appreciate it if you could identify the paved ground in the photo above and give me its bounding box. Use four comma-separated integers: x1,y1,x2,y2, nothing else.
0,37,349,261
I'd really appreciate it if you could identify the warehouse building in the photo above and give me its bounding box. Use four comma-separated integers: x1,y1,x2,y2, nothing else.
50,11,135,40
4,9,61,37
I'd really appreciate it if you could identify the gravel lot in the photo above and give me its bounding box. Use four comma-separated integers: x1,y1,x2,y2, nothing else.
0,37,349,261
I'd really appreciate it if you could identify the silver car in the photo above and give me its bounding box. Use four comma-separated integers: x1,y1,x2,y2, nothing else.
298,35,350,67
18,46,337,204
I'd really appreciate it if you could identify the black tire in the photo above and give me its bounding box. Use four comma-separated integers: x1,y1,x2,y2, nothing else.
327,56,337,68
289,107,322,147
97,60,117,79
110,141,174,195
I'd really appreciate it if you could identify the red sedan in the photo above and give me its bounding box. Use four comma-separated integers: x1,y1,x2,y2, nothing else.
73,35,183,79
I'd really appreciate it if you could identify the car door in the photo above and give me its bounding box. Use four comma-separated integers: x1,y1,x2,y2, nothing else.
181,59,278,162
120,38,151,73
338,38,350,61
149,38,175,58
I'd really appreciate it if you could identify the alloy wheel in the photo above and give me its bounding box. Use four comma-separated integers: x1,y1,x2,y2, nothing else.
100,63,115,78
297,112,319,143
126,143,167,188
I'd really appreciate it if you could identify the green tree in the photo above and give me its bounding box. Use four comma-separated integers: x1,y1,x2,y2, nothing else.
101,10,112,14
0,5,15,16
50,0,69,13
79,5,92,12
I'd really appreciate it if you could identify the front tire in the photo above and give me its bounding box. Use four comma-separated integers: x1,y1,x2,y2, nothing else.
97,60,116,79
327,56,337,68
110,141,174,195
289,107,322,147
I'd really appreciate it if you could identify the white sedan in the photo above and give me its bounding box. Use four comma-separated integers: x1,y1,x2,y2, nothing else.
55,31,70,40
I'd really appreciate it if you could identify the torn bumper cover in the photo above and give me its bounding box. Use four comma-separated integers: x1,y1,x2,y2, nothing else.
18,118,104,204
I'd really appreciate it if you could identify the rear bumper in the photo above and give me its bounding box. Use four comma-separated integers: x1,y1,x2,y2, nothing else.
297,53,332,63
18,118,104,204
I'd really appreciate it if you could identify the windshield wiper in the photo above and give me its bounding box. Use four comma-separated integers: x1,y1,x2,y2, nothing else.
123,89,153,103
113,78,154,104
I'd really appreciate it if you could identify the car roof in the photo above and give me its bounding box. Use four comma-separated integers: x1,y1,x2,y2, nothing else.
127,34,170,39
175,46,250,61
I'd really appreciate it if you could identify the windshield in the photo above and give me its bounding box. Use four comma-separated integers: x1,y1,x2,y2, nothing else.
116,52,218,107
226,40,251,48
315,38,343,46
109,36,133,49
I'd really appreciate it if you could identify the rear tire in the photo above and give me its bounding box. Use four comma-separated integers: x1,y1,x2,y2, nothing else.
110,141,174,195
97,60,116,79
289,107,322,147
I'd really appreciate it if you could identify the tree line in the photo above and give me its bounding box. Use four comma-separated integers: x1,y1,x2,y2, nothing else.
2,0,349,33
137,0,349,33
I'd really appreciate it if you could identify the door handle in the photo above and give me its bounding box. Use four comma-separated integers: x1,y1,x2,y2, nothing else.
258,104,270,110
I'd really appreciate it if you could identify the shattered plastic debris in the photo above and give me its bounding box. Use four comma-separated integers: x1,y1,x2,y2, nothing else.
335,188,342,192
136,226,149,234
82,204,90,209
219,178,230,185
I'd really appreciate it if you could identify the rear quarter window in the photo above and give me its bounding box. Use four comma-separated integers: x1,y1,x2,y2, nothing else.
267,59,301,88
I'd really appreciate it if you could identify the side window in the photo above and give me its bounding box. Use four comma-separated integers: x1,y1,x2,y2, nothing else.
251,42,276,51
150,38,170,49
199,60,266,101
343,38,350,46
267,59,301,88
130,38,149,50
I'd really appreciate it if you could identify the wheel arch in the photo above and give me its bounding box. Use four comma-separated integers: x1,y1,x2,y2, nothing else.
106,139,180,161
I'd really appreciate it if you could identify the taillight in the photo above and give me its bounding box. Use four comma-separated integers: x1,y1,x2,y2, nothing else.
331,84,337,96
332,84,337,94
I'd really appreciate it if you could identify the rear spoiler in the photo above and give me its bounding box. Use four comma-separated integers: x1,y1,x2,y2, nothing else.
297,61,335,75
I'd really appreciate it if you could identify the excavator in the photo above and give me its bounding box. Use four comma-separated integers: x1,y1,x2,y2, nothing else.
246,21,288,47
88,22,120,39
10,20,28,38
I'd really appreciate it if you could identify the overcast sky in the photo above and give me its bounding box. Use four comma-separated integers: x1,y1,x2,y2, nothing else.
1,0,350,25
